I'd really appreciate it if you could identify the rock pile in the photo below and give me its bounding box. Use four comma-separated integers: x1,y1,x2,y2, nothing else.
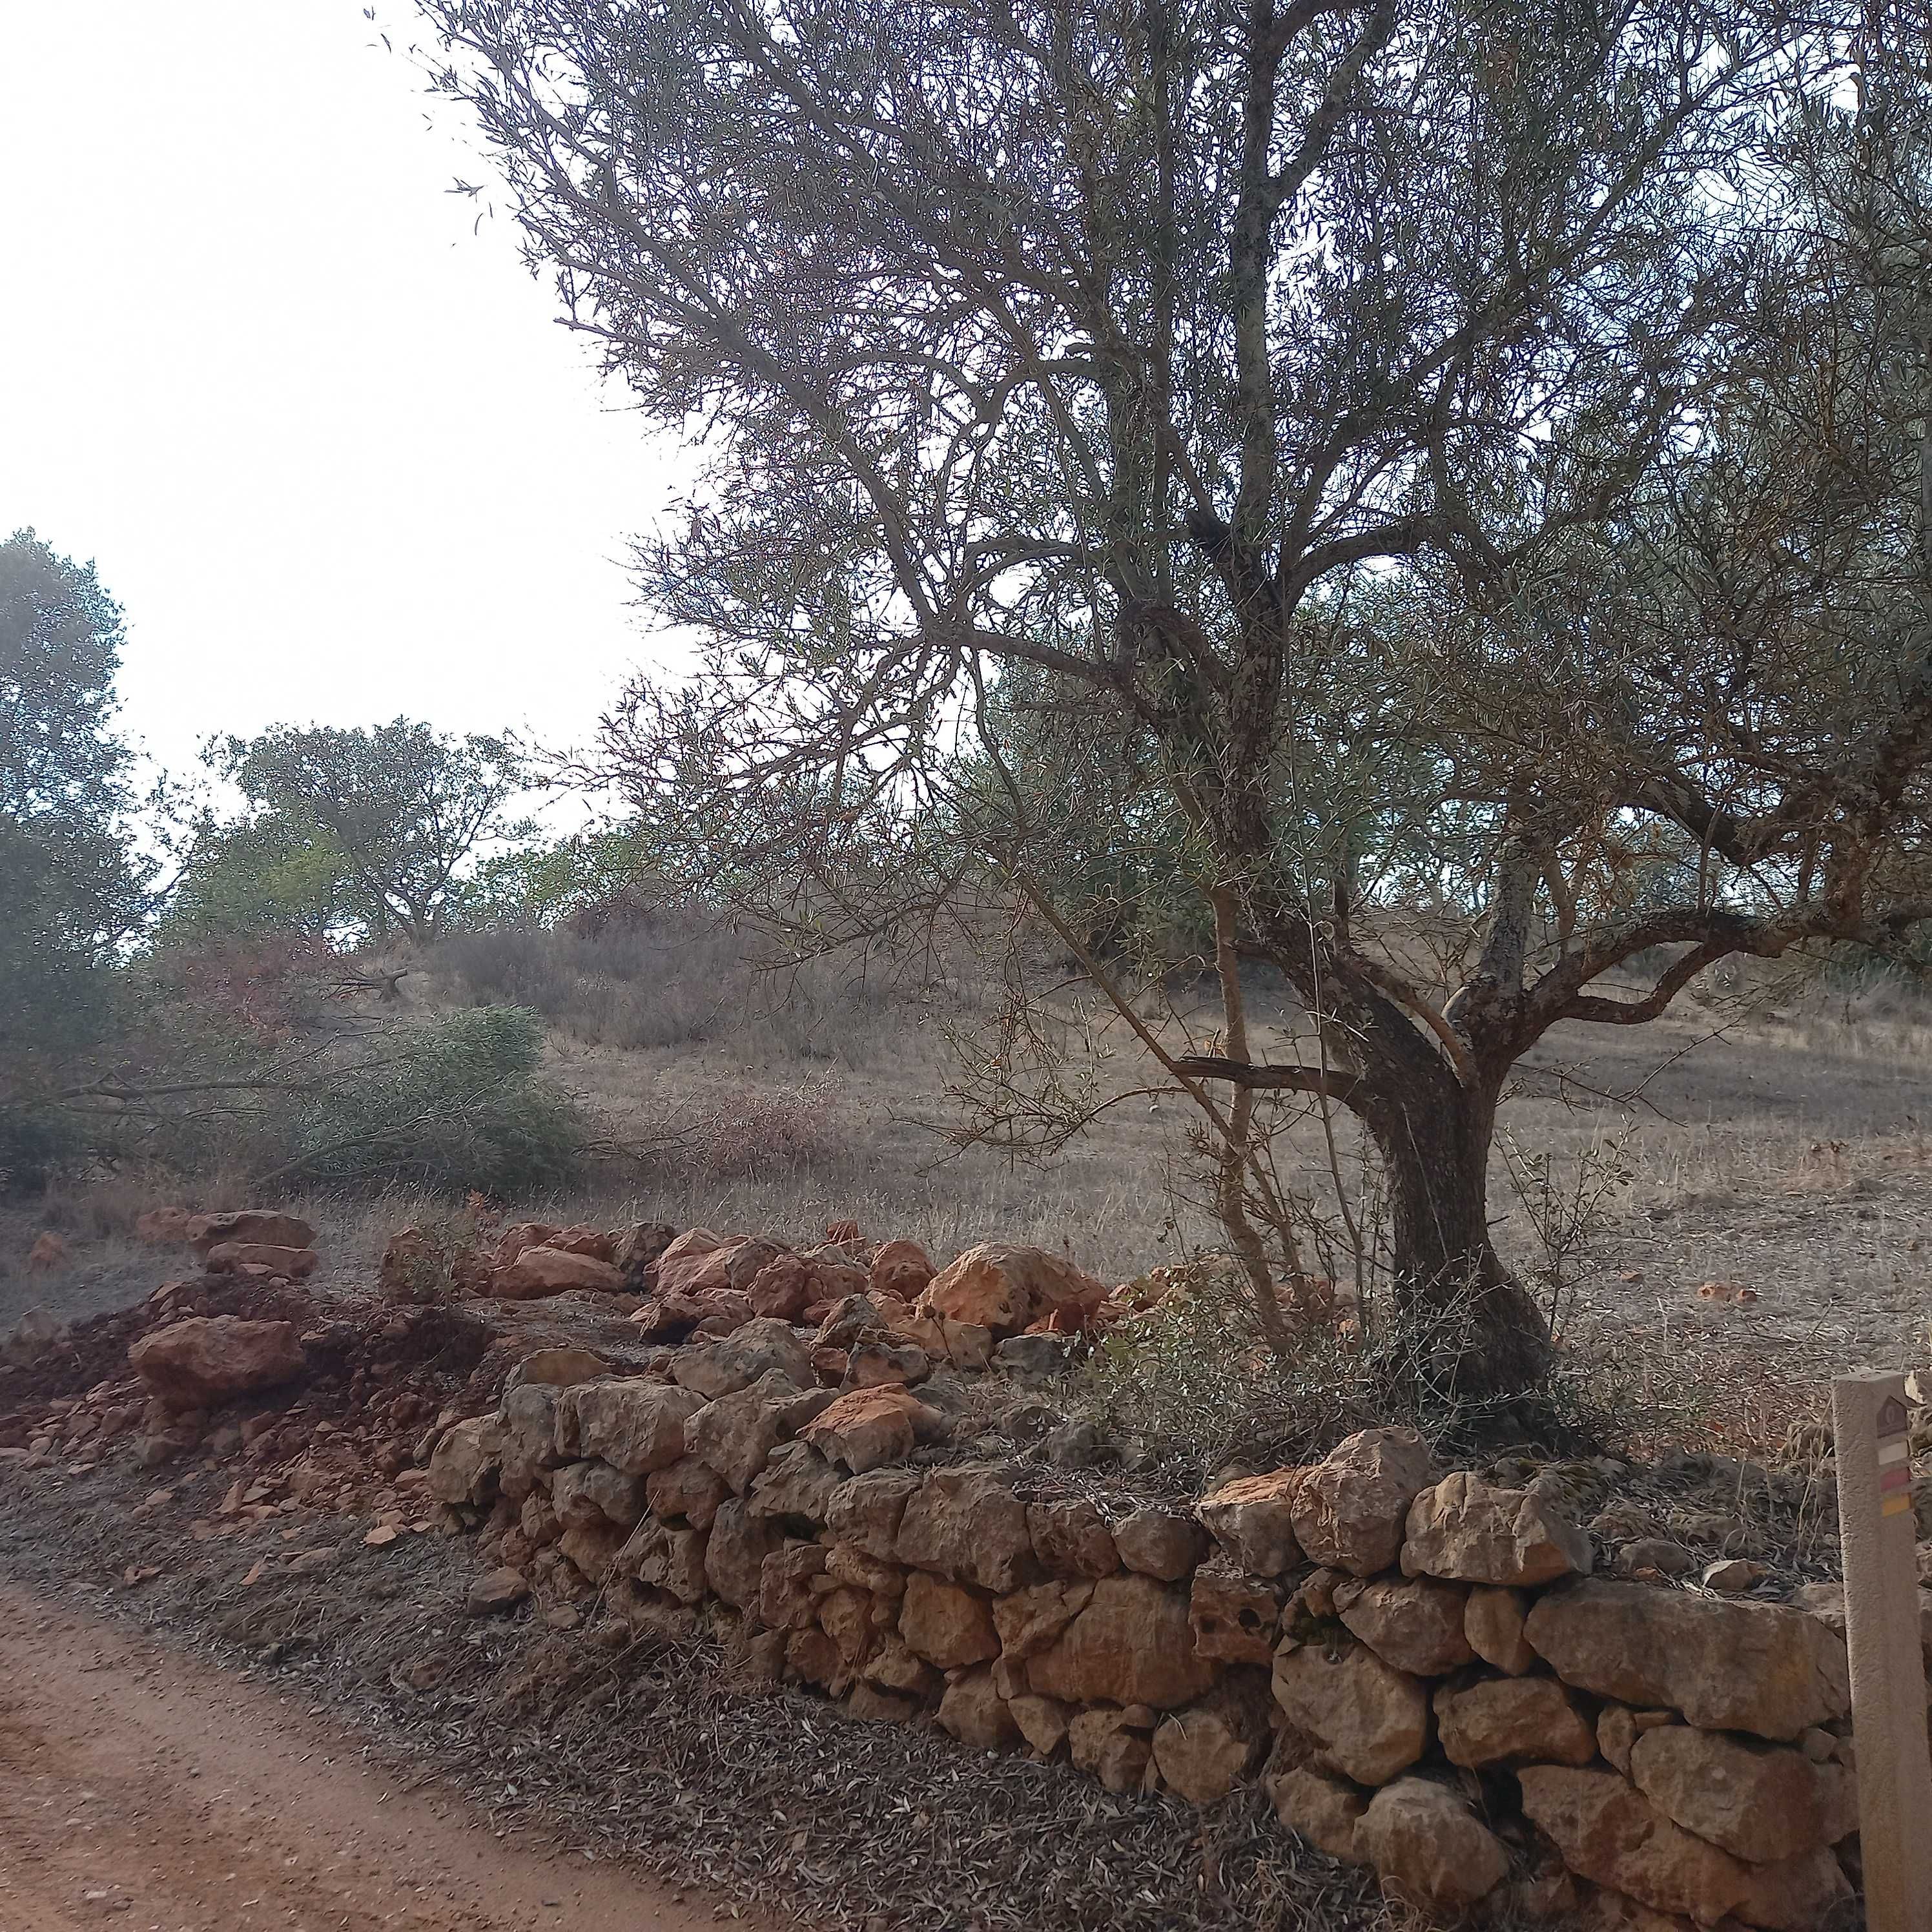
385,1222,1179,1357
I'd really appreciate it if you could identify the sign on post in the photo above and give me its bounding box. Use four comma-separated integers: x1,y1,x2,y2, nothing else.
1832,1370,1932,1932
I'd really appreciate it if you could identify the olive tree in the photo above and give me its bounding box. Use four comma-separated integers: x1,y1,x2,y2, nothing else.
417,0,1920,1389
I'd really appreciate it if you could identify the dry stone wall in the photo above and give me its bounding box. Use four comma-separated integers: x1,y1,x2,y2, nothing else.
429,1306,1872,1929
10,1213,1884,1930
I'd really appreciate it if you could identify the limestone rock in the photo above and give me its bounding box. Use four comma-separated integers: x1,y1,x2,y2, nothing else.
1517,1765,1753,1926
566,1380,705,1475
820,1586,878,1665
495,1383,561,1502
1027,1499,1118,1579
684,1369,801,1492
1197,1468,1304,1575
1465,1585,1538,1674
427,1415,501,1505
655,1230,746,1297
1629,1725,1842,1864
937,1667,1022,1750
1027,1574,1217,1710
745,1252,817,1322
497,1245,625,1298
1115,1509,1209,1581
846,1681,920,1725
1292,1428,1437,1578
1402,1472,1592,1585
1732,1847,1855,1932
1598,1705,1677,1776
991,1579,1093,1660
673,1318,813,1398
1009,1691,1073,1756
1269,1765,1368,1864
552,1458,647,1530
859,1633,941,1701
1189,1561,1280,1663
1334,1575,1474,1675
633,1284,754,1340
1151,1703,1261,1805
1068,1705,1153,1792
899,1571,1000,1669
748,1440,842,1527
1270,1638,1428,1787
1523,1581,1851,1740
1435,1674,1596,1769
189,1209,313,1255
703,1497,782,1608
825,1540,905,1598
129,1317,305,1411
759,1541,830,1630
644,1455,730,1529
617,1517,710,1603
557,1519,625,1584
825,1467,922,1557
785,1626,850,1693
1358,1778,1511,1916
897,1469,1034,1592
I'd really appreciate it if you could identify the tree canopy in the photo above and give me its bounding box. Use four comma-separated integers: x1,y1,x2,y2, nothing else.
0,529,149,1060
195,718,535,945
416,0,1932,1392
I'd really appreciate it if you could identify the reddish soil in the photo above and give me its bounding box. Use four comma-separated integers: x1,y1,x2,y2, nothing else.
0,1583,777,1932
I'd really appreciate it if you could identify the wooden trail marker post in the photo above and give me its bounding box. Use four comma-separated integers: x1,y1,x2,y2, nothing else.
1833,1370,1932,1932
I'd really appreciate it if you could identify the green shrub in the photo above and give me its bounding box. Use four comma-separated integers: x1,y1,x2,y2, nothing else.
267,1007,586,1196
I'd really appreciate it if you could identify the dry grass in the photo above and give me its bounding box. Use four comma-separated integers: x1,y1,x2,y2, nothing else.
9,930,1930,1456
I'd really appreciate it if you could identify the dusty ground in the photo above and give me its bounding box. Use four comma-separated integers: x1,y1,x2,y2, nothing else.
0,1450,1378,1932
0,1585,743,1932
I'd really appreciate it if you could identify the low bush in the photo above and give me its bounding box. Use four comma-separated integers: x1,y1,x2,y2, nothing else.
680,1076,843,1178
1078,1259,1615,1487
259,1007,588,1197
437,918,905,1062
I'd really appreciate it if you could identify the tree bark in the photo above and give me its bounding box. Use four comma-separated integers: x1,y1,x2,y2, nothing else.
1355,1071,1551,1395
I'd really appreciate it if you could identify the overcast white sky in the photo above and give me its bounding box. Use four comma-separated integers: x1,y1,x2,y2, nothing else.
0,3,678,787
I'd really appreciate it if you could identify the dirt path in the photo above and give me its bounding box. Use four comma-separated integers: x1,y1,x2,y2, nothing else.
0,1584,779,1932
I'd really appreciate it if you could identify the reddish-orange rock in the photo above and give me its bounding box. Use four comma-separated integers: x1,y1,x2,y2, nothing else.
916,1242,1107,1338
129,1316,305,1411
497,1245,624,1298
801,1384,929,1472
869,1238,936,1301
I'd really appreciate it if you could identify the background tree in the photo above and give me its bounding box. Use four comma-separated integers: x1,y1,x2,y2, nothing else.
420,0,1925,1390
205,718,535,944
0,529,149,1061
